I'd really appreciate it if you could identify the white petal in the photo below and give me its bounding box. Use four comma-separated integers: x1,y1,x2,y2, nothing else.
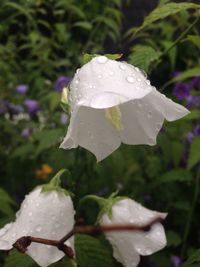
61,105,121,162
146,88,190,121
69,57,152,109
119,100,164,145
101,199,167,265
0,188,75,267
103,230,140,267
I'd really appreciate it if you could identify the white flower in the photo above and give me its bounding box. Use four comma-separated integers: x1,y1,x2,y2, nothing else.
0,187,75,267
60,55,189,161
100,198,167,267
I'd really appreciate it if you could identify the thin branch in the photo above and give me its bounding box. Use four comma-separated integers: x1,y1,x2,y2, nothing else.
13,216,164,258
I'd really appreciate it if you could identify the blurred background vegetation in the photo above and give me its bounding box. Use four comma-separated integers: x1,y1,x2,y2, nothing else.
0,0,200,266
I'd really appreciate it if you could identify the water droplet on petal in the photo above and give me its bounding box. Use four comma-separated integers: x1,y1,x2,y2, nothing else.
135,67,140,72
96,56,108,64
28,212,32,217
89,84,93,89
75,79,79,85
126,76,135,83
140,69,147,78
137,78,142,82
109,71,114,76
147,111,152,118
146,80,151,85
55,223,60,229
130,218,135,223
12,233,17,238
36,226,42,232
97,74,102,78
119,64,126,70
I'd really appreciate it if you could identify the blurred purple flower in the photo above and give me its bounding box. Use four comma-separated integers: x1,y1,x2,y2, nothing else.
194,125,200,136
8,104,23,115
186,132,195,144
24,99,39,115
186,95,200,109
54,76,72,92
171,255,180,267
173,83,191,100
192,76,200,88
21,128,33,139
172,71,181,78
60,113,68,125
16,84,29,95
0,100,8,115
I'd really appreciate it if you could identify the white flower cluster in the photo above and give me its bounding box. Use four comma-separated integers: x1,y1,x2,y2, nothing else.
0,56,189,267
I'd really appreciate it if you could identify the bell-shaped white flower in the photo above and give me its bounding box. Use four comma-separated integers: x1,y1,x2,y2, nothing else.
60,55,189,161
100,198,167,267
0,172,75,267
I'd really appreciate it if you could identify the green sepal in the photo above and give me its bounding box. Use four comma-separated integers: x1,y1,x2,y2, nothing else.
41,169,73,197
97,192,126,223
79,191,127,224
82,53,123,64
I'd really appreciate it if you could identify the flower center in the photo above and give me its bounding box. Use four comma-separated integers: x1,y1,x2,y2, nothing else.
105,106,123,131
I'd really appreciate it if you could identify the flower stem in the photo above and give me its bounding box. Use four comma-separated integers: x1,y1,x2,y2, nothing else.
180,172,200,263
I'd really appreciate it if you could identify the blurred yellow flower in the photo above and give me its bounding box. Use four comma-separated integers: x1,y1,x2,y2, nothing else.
36,164,53,180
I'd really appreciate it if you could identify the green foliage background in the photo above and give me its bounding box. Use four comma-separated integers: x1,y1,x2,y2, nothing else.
0,0,200,266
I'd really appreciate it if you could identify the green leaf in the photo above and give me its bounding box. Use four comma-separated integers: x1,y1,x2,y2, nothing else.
159,169,193,183
73,21,92,30
128,45,161,73
173,68,200,82
188,136,200,169
0,188,15,206
172,141,183,167
186,35,200,49
3,250,36,267
135,2,200,34
182,249,200,267
33,129,63,155
75,234,115,267
104,53,123,60
167,230,181,247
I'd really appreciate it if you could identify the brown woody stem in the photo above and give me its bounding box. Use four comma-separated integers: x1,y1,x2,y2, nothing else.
13,217,163,258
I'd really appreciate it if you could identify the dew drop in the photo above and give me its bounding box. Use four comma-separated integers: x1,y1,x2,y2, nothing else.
119,64,126,70
130,218,135,223
89,84,93,89
140,69,147,78
12,232,17,238
55,223,60,229
97,74,102,78
96,56,108,64
126,76,135,83
146,248,153,254
137,78,142,82
75,79,79,85
135,67,140,72
28,212,32,217
36,226,42,232
146,80,151,85
109,71,114,76
147,111,152,118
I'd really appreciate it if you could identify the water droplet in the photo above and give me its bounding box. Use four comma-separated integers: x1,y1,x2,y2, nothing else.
96,56,108,63
89,84,93,89
23,204,27,209
147,111,152,118
97,74,102,78
137,78,142,82
130,218,135,223
75,79,79,85
55,223,60,229
119,64,126,70
141,70,147,78
28,212,32,217
36,226,42,232
12,233,16,238
135,67,140,72
146,80,151,85
109,71,114,76
76,68,80,74
146,248,153,254
126,76,135,83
